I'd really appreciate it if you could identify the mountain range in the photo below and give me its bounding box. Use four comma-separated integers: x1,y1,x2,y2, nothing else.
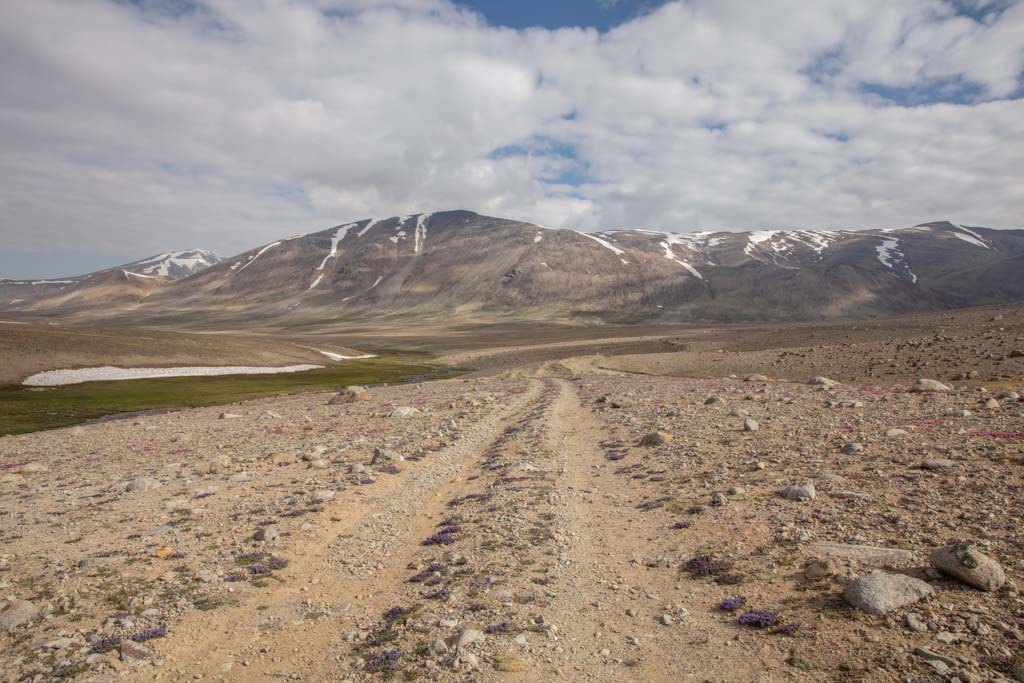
2,211,1022,326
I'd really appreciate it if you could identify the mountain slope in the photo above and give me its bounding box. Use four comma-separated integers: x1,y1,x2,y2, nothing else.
0,249,221,313
3,213,1023,324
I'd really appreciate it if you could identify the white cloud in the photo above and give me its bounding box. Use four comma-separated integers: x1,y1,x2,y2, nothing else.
0,0,1021,260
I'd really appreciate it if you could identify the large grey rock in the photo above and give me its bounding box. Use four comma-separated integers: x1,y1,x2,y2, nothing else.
811,543,916,568
929,543,1005,591
810,376,839,388
370,448,404,464
912,379,952,393
0,599,39,631
779,481,816,502
389,406,421,418
843,571,934,615
329,386,369,404
125,477,161,493
449,627,485,651
639,431,670,446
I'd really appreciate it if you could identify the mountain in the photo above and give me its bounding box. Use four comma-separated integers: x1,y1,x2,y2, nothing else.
0,249,222,313
2,212,1022,325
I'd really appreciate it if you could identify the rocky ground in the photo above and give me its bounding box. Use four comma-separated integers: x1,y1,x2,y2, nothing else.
2,324,1024,682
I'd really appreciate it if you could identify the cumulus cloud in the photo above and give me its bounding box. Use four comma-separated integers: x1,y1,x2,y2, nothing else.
0,0,1021,259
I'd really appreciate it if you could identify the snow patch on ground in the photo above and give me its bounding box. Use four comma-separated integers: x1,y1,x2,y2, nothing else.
23,364,325,387
534,232,543,243
318,350,377,362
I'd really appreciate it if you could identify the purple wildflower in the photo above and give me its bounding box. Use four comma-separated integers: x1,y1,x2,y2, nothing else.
129,626,167,642
737,610,781,628
717,596,747,611
485,622,513,634
424,586,450,600
383,605,410,621
88,636,120,654
422,532,457,546
672,520,691,529
247,563,269,575
365,647,403,673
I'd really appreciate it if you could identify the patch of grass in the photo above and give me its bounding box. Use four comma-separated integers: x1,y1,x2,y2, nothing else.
0,355,460,436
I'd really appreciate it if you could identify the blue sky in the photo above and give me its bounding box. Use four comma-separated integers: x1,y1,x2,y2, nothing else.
456,0,666,31
0,0,1022,279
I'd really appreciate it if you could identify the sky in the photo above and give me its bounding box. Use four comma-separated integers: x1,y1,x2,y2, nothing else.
0,0,1022,278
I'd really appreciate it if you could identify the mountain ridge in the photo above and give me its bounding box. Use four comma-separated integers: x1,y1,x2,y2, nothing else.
2,212,1022,325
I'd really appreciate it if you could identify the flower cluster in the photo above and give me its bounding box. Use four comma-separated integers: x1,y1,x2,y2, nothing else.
129,626,168,642
717,596,747,611
737,610,781,628
366,647,403,673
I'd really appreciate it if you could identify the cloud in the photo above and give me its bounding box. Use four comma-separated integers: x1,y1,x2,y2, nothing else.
0,0,1021,260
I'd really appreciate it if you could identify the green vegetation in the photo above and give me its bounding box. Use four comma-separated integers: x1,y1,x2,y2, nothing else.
0,355,459,436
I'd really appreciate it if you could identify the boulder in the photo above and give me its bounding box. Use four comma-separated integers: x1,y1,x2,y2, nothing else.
779,481,816,502
371,448,404,464
929,543,1005,591
843,571,934,615
0,599,39,631
125,477,161,493
912,379,952,393
639,431,671,446
329,386,369,404
389,406,421,418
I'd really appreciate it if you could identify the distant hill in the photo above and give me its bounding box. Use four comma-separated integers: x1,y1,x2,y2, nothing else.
3,212,1023,325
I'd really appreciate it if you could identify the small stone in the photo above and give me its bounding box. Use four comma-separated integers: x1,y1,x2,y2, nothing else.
254,525,280,543
841,442,863,454
710,492,727,506
745,374,769,382
906,612,928,632
256,411,281,420
983,397,1000,409
742,417,760,432
885,428,908,437
639,431,670,446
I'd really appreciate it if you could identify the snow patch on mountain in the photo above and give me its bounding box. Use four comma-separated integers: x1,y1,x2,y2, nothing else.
576,231,626,257
236,241,282,274
414,213,431,253
876,236,917,283
131,249,221,277
954,225,989,249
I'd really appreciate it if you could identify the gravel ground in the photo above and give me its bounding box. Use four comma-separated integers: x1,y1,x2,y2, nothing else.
1,341,1023,682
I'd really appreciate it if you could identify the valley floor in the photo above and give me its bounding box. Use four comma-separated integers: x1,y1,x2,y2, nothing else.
2,351,1024,682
